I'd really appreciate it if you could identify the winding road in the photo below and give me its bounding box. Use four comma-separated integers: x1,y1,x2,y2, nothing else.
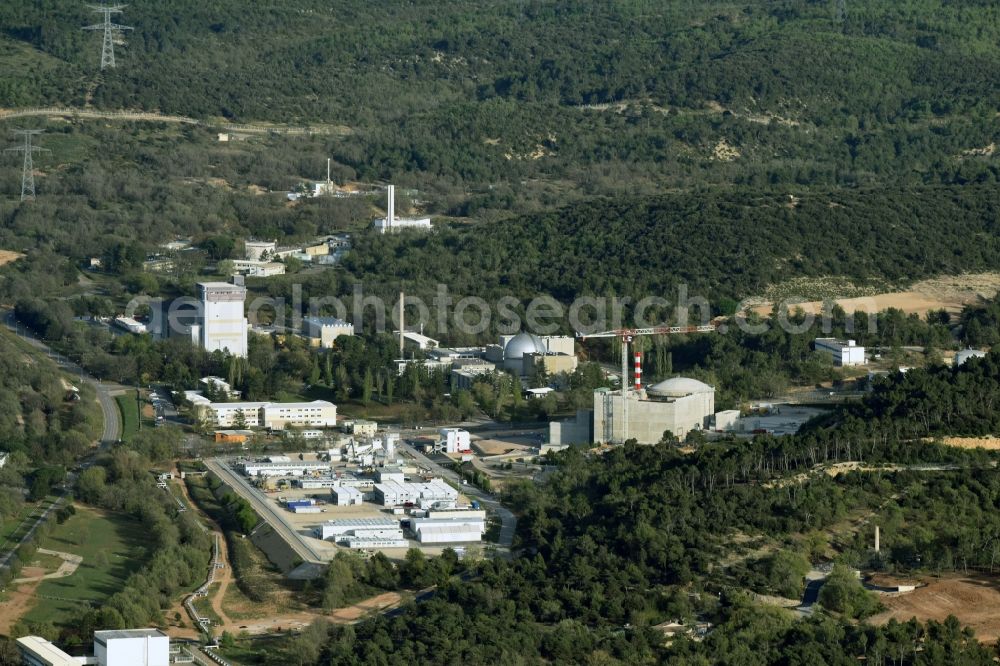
3,309,123,446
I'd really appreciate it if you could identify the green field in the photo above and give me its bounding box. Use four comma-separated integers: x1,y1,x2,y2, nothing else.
19,506,155,627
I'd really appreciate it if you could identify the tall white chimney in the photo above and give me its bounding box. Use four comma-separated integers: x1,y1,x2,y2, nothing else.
399,291,405,355
874,525,880,553
387,184,395,230
326,158,331,190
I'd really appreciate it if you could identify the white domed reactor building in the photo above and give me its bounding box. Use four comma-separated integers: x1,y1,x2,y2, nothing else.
593,377,715,444
485,332,578,377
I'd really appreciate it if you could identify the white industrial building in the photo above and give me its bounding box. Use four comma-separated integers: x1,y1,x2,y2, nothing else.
485,332,577,376
439,428,471,453
239,460,331,477
593,377,715,445
713,409,741,432
317,517,401,541
410,516,485,544
261,401,338,430
814,338,866,366
113,316,148,335
200,376,241,399
244,240,277,261
16,636,82,666
373,185,432,233
331,486,364,506
374,479,458,507
190,282,248,358
94,629,169,666
376,467,405,483
303,316,355,348
954,349,987,367
185,394,336,430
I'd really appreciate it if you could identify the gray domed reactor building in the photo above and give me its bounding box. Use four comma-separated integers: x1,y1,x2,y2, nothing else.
592,377,715,445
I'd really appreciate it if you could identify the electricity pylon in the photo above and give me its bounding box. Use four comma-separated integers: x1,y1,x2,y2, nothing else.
5,130,49,202
83,4,133,70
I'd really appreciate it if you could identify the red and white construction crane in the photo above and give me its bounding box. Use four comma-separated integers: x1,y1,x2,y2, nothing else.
576,325,718,442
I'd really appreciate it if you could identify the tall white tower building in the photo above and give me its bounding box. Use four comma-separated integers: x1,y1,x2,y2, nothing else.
191,282,248,357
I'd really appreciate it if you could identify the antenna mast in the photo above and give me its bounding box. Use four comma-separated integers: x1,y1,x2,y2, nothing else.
83,3,133,70
5,130,49,202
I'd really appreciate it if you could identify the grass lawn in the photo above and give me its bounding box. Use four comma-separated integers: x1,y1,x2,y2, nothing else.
20,506,155,627
115,394,140,442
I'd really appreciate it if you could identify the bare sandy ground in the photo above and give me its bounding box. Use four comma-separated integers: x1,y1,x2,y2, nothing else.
870,574,1000,643
754,273,1000,318
0,251,24,267
12,549,82,583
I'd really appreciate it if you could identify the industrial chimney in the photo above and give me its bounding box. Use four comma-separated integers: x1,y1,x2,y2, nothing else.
633,351,643,392
387,185,395,231
398,291,405,355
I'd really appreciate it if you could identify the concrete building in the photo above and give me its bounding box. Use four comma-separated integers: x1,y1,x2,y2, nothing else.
593,377,715,445
814,338,866,367
16,636,82,666
113,316,148,335
261,401,337,430
954,349,987,367
439,428,471,453
350,420,378,437
486,332,577,376
376,467,405,483
239,460,331,477
246,262,285,277
410,516,485,544
200,376,240,399
186,394,336,430
451,363,496,390
549,409,593,446
190,282,248,358
244,240,277,261
713,410,741,432
374,479,458,507
317,517,401,540
303,317,355,348
331,486,363,506
94,629,169,666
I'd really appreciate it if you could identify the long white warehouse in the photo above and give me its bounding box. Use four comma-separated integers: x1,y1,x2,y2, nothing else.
374,479,458,507
240,460,331,477
410,517,485,544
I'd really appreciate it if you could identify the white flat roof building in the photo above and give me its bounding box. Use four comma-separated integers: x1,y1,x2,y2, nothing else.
192,282,248,358
331,486,364,506
439,428,471,454
186,394,336,430
374,479,458,507
317,517,400,540
410,517,485,544
16,636,81,666
244,240,276,261
94,629,169,666
815,338,866,366
240,460,331,477
303,317,355,348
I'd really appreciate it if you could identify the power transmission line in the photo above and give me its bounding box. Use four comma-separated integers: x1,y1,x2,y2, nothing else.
82,3,133,70
5,130,49,202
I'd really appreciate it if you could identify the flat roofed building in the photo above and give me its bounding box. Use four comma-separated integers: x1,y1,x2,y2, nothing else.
374,479,458,507
94,628,169,666
244,240,276,261
303,317,355,348
331,485,363,505
16,636,79,666
239,460,331,477
317,517,399,540
192,282,248,358
814,338,866,367
261,400,337,430
410,517,486,544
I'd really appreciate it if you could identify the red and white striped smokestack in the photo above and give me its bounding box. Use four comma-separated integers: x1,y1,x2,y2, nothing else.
633,352,642,392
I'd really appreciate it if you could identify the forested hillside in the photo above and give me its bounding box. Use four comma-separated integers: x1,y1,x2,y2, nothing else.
2,0,1000,199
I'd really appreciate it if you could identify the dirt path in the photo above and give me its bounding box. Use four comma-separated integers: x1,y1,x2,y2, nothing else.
213,591,404,635
209,537,234,627
0,578,43,634
12,549,82,583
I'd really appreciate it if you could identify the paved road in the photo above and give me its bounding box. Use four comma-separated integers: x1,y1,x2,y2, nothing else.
204,458,325,564
3,310,123,446
0,496,65,572
399,441,517,551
